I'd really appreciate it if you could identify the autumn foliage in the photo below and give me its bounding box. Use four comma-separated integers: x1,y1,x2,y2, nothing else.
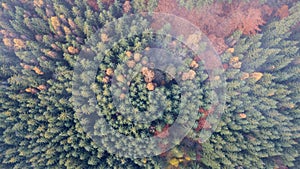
195,107,214,131
276,5,289,19
154,124,170,138
123,1,132,13
153,0,275,54
87,0,114,10
87,0,100,11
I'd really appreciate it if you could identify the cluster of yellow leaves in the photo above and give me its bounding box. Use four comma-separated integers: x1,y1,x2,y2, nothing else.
133,53,142,62
33,0,44,7
20,63,32,70
59,14,67,22
63,26,71,35
106,68,114,76
190,60,199,69
25,85,47,94
67,46,79,54
8,157,17,163
140,67,156,90
101,33,109,42
127,60,136,68
46,51,58,58
25,87,38,94
227,48,235,53
182,70,196,80
168,156,191,167
4,111,12,116
51,43,61,51
119,93,126,100
50,16,60,31
141,158,147,164
101,68,114,83
21,63,44,75
68,18,76,29
283,103,295,109
13,38,26,49
250,72,263,81
3,38,13,47
102,76,110,83
0,29,11,36
240,72,263,81
1,3,9,9
37,84,47,90
141,67,155,83
229,56,242,69
146,82,155,91
125,51,132,57
116,74,125,83
186,33,202,49
32,66,44,75
239,113,247,119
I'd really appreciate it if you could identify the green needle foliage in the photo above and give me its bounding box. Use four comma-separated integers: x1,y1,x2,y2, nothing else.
0,0,299,169
199,3,300,168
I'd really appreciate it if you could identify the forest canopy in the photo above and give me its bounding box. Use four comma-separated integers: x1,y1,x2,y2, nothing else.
0,0,299,168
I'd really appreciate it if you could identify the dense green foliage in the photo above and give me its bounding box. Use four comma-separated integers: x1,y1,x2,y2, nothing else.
0,0,299,169
199,4,300,167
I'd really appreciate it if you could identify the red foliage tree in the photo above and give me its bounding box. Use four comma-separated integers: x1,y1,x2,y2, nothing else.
101,0,114,5
87,0,114,10
235,7,266,35
276,5,289,19
123,1,132,13
154,124,170,138
195,107,214,131
153,0,272,54
87,0,99,11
